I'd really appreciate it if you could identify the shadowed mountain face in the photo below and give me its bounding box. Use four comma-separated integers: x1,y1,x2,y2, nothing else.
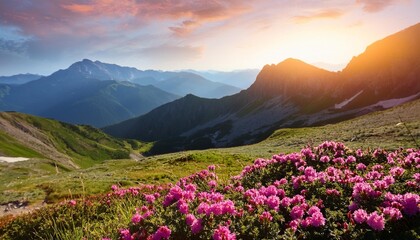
104,23,420,153
64,59,241,98
0,65,180,127
0,74,42,85
0,59,244,127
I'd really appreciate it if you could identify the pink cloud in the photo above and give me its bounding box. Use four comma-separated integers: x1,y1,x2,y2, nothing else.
356,0,408,12
293,9,344,23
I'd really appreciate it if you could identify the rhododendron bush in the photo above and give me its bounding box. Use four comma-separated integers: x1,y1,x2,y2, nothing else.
115,142,419,239
1,142,419,239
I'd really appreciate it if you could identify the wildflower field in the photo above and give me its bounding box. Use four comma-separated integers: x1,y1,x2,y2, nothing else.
0,142,419,239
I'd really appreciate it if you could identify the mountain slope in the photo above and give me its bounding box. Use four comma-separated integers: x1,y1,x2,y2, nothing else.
104,23,420,153
0,63,179,127
0,74,42,85
68,59,240,98
154,72,242,98
0,112,137,169
187,69,260,89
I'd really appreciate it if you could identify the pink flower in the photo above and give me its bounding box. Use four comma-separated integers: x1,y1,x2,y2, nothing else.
353,209,368,224
191,219,203,234
197,202,210,214
290,205,304,220
309,211,326,227
307,206,321,216
259,211,273,222
119,229,131,240
208,180,217,188
213,225,236,240
280,197,291,208
131,213,142,224
208,165,216,171
68,200,76,206
178,200,189,214
186,214,196,226
289,220,300,231
266,196,280,210
389,167,405,177
111,185,118,191
383,207,403,220
346,156,356,164
145,194,156,204
320,155,330,163
402,193,419,216
152,226,171,240
367,211,385,231
356,163,366,171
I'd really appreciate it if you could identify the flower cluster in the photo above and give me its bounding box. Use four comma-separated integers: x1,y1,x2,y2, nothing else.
114,142,419,239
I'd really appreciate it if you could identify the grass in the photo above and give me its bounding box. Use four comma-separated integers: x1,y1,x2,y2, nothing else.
0,131,45,158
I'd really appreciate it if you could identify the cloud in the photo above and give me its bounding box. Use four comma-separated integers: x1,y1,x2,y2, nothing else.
355,0,407,13
293,9,344,23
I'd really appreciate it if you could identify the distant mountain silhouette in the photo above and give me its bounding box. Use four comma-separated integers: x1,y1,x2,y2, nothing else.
0,74,42,85
187,69,260,89
66,59,241,98
104,23,420,153
0,62,179,127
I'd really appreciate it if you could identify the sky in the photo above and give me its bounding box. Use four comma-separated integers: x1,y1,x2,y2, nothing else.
0,0,419,76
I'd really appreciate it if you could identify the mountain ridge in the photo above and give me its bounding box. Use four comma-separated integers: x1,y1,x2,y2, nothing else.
104,23,420,153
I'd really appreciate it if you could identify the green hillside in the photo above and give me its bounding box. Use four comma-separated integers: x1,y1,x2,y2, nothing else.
0,112,145,168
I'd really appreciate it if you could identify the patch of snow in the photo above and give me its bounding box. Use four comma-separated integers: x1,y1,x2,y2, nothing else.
335,90,363,109
0,157,30,163
372,93,420,109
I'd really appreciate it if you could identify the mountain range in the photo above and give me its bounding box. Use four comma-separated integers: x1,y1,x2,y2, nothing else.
186,69,260,89
0,60,242,127
0,74,42,85
104,23,420,153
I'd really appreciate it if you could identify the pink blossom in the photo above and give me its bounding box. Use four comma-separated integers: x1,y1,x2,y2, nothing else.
402,193,419,216
320,155,330,163
119,229,131,240
383,207,403,220
290,205,304,220
208,165,216,171
353,209,368,224
307,206,321,216
390,167,405,177
145,194,156,204
131,213,142,224
356,163,366,171
152,226,171,240
191,219,203,234
289,220,300,231
208,180,217,188
280,197,291,208
178,200,189,214
367,212,385,231
266,195,280,210
309,211,326,227
259,211,273,222
68,200,76,206
111,185,118,191
213,225,236,240
186,214,196,226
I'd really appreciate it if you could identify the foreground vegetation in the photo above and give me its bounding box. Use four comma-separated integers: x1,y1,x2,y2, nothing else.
0,142,419,239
